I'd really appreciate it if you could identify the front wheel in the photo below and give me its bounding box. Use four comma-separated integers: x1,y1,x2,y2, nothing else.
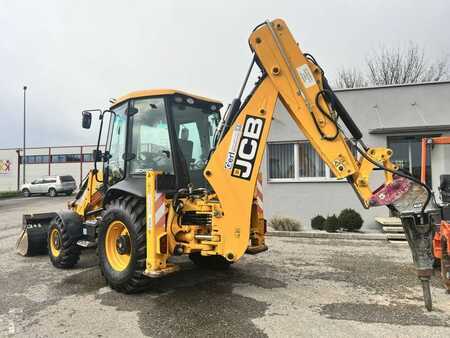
48,216,81,268
98,196,148,293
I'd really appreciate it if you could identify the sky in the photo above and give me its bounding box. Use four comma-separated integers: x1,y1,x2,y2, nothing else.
0,0,449,148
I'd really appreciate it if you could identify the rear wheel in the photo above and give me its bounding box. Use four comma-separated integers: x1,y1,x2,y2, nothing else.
48,188,57,197
98,196,148,293
48,216,81,268
65,190,73,196
22,189,30,197
189,252,231,270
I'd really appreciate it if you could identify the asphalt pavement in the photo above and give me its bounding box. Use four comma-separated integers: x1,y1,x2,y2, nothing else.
0,196,449,337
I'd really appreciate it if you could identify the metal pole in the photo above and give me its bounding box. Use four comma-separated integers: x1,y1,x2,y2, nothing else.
23,85,27,184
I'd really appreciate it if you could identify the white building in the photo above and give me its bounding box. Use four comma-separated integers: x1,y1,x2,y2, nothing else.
261,81,450,229
0,145,103,191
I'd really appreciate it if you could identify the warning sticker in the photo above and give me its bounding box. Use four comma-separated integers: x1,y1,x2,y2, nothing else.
224,124,242,169
297,64,316,88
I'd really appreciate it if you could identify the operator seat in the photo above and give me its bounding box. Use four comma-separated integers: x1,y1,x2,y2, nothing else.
440,175,450,203
178,127,193,164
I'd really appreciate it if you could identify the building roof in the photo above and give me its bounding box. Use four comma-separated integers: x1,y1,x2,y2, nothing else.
112,89,223,107
334,80,450,92
369,125,450,135
334,81,450,134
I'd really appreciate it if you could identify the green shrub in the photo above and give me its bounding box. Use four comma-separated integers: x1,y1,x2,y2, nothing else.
269,216,302,231
311,215,325,230
338,208,364,232
324,214,339,233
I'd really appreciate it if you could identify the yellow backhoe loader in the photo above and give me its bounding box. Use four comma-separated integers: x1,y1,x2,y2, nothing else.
17,19,440,309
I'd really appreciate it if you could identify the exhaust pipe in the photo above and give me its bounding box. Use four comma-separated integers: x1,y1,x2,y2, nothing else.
16,212,56,256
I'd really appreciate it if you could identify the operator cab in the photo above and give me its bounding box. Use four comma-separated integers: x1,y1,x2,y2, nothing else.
105,89,222,192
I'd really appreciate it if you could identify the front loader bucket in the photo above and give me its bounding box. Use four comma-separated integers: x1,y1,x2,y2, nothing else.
16,212,57,256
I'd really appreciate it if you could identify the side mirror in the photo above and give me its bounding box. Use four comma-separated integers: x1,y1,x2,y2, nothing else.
92,149,103,162
126,107,138,116
82,111,92,129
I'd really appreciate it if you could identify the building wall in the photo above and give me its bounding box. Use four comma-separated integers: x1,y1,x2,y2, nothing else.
262,101,388,230
0,145,104,192
0,149,19,191
262,82,450,229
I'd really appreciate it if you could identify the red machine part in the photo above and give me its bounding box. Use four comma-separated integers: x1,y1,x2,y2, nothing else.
422,136,450,291
433,221,450,291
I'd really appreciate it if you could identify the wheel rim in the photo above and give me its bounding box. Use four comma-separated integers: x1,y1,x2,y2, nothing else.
105,220,131,272
50,228,61,257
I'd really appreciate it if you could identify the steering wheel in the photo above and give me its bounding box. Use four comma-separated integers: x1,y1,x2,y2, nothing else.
136,151,160,169
190,157,207,170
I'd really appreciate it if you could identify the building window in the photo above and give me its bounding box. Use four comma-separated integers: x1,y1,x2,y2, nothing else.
51,155,66,163
268,143,295,179
298,142,326,177
20,153,97,163
388,135,437,186
82,154,93,162
268,141,350,182
65,154,81,162
51,154,82,163
21,155,50,164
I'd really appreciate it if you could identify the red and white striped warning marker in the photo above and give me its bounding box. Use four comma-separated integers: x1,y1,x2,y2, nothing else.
147,191,167,230
256,173,264,213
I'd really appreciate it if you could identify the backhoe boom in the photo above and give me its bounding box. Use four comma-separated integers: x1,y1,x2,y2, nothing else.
205,19,437,310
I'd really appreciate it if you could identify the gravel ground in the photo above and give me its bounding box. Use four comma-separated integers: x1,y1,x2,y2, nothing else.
1,196,450,337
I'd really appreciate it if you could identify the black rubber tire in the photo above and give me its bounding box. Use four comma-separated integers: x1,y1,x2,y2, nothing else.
189,252,231,270
65,190,73,196
22,189,30,197
98,196,148,293
48,188,57,197
48,216,81,268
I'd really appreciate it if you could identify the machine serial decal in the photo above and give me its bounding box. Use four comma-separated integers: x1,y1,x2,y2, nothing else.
297,64,316,88
224,124,243,169
231,116,265,180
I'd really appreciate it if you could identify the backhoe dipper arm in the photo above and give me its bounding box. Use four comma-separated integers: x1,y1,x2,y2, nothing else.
204,19,436,310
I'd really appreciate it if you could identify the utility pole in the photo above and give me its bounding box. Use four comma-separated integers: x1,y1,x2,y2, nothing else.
23,85,27,184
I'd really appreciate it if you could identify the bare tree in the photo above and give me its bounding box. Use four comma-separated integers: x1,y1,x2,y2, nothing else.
334,68,367,88
367,43,448,85
333,43,448,88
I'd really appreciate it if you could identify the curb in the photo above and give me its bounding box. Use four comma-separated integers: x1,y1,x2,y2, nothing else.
266,231,387,241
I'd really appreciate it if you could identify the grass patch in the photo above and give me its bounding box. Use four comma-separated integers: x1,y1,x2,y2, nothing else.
269,216,302,231
0,191,20,199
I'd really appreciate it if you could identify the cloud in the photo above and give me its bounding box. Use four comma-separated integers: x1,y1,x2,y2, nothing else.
1,0,449,148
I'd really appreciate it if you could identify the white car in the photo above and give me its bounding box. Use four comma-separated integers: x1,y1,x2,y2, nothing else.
21,175,77,197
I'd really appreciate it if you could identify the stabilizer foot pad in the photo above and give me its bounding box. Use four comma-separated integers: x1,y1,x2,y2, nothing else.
143,263,179,278
246,244,268,255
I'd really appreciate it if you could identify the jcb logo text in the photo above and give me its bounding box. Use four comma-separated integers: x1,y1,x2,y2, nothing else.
232,116,265,180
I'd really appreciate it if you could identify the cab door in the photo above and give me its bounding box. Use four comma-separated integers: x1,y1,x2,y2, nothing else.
31,178,45,193
106,102,128,186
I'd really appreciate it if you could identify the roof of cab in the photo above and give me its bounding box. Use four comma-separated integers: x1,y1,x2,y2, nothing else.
112,89,222,107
